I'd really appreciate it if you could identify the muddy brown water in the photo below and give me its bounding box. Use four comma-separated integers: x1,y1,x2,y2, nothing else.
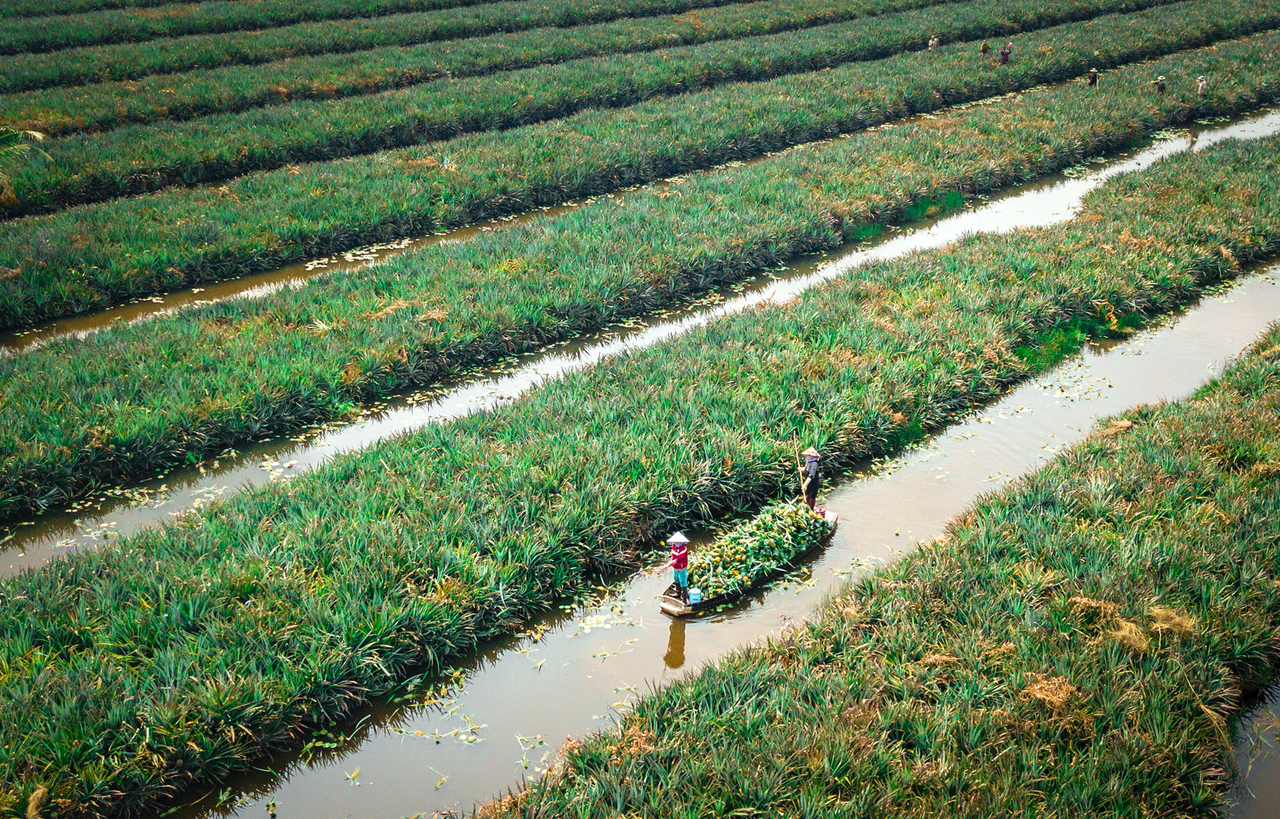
4,108,1278,578
2,109,1279,818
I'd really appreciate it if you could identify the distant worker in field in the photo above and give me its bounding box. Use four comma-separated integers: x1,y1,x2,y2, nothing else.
1088,68,1099,88
999,42,1013,65
1198,75,1209,97
800,447,822,511
928,35,941,50
981,42,991,57
666,532,690,603
1153,75,1166,95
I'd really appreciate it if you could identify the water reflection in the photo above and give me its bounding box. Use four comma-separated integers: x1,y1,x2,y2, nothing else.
663,618,686,670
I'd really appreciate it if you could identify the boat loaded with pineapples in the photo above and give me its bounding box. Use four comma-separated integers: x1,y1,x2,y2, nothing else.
660,499,838,617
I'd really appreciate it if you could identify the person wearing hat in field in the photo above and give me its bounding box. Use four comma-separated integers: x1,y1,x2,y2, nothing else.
1087,67,1100,89
980,42,991,58
800,447,822,510
666,532,690,603
1198,76,1209,98
1153,75,1166,95
928,35,941,51
998,41,1013,65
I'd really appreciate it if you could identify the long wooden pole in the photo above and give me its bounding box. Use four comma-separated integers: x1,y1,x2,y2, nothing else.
791,431,804,501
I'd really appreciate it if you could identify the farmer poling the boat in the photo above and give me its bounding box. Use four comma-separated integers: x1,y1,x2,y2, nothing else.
667,532,690,602
800,447,821,510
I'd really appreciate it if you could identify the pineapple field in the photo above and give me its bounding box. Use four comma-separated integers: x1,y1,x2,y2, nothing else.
2,0,1280,815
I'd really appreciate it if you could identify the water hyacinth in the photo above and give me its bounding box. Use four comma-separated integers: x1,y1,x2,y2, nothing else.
689,500,831,599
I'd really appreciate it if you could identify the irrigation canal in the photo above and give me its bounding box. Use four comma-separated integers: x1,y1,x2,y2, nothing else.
150,263,1280,818
2,109,1279,818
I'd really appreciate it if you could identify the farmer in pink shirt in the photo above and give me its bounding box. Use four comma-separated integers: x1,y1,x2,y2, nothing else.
667,532,690,603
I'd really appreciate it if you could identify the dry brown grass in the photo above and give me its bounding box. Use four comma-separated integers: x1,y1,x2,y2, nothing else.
1108,619,1151,654
1149,606,1197,636
610,722,657,763
921,653,961,666
984,641,1016,660
1023,675,1077,712
25,785,47,819
1097,419,1136,438
1068,595,1119,622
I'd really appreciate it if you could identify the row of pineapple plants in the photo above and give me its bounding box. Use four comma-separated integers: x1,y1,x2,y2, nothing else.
0,0,593,54
1,0,199,18
4,0,981,97
6,0,1041,135
3,31,1279,520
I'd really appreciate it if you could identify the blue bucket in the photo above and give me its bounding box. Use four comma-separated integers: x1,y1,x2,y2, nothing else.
688,588,702,604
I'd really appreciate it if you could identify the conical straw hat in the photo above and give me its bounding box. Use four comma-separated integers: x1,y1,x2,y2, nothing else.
802,447,821,458
667,531,690,545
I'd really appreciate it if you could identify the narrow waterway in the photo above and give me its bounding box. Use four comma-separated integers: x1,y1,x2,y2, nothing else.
4,107,1278,578
154,260,1280,819
0,201,584,355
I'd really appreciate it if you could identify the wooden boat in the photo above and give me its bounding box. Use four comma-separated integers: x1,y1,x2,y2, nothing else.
660,508,837,617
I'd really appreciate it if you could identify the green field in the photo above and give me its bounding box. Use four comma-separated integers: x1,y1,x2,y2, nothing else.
0,0,1024,127
4,0,1275,325
3,0,1280,814
0,0,622,52
0,0,1014,93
